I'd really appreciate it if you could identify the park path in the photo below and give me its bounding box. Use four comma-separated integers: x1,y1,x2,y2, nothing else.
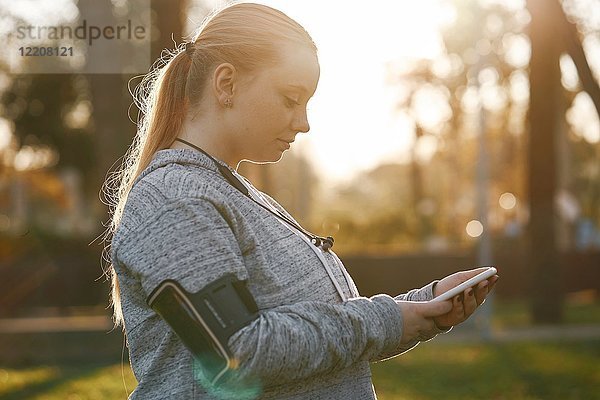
0,315,112,333
1,315,599,342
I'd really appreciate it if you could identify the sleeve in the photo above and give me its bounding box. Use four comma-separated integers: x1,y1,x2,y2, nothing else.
372,281,452,362
227,294,403,386
117,197,406,386
116,198,248,296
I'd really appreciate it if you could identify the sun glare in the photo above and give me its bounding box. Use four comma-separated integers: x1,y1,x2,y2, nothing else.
287,0,454,184
216,0,458,184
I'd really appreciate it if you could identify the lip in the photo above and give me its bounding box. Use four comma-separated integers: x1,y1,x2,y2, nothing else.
277,139,293,148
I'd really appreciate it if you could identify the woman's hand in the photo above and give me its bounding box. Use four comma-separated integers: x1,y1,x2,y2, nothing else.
395,300,453,344
433,267,499,328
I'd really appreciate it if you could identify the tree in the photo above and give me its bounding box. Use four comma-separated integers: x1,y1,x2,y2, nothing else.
527,0,600,323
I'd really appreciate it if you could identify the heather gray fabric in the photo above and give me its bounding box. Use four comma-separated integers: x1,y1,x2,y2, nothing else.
111,149,445,399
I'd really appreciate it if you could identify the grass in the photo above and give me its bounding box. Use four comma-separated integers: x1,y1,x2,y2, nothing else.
492,295,600,329
1,340,598,400
1,299,598,399
0,363,137,400
372,339,600,400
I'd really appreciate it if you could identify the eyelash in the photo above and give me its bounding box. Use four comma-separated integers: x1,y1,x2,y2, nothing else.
284,96,311,113
284,97,300,108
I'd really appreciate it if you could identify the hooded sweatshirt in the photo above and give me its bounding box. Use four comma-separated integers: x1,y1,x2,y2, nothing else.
111,148,444,399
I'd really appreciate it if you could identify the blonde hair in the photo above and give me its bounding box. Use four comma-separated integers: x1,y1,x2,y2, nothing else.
102,2,316,327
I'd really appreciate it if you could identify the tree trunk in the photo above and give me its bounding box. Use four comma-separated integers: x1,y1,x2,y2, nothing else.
78,0,136,214
151,0,187,61
526,0,564,323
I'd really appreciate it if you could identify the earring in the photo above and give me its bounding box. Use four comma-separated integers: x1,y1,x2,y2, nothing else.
224,98,233,108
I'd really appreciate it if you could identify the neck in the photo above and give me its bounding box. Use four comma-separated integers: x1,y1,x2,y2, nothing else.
172,116,240,170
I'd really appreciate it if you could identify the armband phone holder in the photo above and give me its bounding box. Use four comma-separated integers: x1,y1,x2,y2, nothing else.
147,273,258,384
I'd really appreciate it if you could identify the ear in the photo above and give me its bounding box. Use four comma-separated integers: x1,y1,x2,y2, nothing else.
212,63,236,107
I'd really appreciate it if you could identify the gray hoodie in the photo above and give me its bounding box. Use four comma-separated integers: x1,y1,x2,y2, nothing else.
111,149,444,399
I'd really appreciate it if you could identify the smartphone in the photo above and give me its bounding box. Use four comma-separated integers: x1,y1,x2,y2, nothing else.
431,266,497,302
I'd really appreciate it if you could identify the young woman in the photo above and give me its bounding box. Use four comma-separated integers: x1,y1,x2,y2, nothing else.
106,3,498,399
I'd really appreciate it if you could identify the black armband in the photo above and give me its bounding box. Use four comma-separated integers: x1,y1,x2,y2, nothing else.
147,273,259,384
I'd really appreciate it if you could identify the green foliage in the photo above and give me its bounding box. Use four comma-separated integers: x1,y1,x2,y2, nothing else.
1,73,96,173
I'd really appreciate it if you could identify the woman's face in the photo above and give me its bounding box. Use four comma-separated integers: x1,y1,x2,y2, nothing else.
227,43,320,163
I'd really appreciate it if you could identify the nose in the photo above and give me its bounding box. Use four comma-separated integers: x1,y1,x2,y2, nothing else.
292,109,310,133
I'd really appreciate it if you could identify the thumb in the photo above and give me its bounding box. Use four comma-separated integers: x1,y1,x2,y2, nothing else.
420,300,453,317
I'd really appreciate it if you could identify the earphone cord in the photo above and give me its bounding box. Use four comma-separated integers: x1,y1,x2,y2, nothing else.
173,138,334,251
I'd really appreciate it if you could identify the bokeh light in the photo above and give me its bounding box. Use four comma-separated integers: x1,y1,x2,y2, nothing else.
499,192,517,210
466,220,484,237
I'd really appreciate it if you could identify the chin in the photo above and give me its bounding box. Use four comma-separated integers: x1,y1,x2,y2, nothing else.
244,151,286,165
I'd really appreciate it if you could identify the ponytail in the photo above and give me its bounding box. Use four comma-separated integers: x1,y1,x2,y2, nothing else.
134,48,192,186
103,47,191,326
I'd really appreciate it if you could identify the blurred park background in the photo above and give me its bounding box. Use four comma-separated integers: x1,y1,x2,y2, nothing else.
0,0,599,398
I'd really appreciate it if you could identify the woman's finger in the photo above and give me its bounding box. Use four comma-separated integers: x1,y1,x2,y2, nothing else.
474,279,490,305
452,294,465,321
463,288,478,317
